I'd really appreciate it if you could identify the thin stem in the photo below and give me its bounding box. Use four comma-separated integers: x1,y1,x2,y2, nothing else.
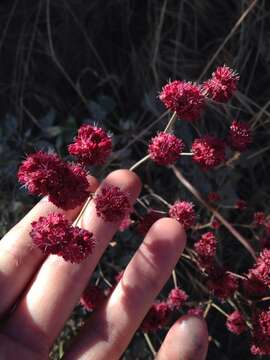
203,300,212,318
73,196,92,227
181,152,193,156
172,269,178,288
211,303,229,318
170,165,256,259
143,333,157,357
129,154,151,172
164,111,177,132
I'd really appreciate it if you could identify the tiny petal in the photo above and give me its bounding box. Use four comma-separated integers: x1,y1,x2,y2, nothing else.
159,80,205,121
169,201,196,230
68,124,112,165
148,132,185,165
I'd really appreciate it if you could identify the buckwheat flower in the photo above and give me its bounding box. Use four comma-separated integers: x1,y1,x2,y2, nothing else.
137,210,164,236
253,211,266,226
235,199,247,211
242,273,269,298
211,217,221,229
203,65,239,103
192,136,226,170
60,226,96,263
169,201,196,230
226,310,247,335
251,310,270,356
68,124,112,165
30,213,95,263
119,214,132,232
148,132,185,165
207,192,220,203
30,213,70,256
194,232,217,258
18,151,89,210
159,80,205,121
228,120,252,152
249,249,270,287
141,302,171,332
167,288,188,310
80,284,107,311
94,184,130,222
207,270,238,300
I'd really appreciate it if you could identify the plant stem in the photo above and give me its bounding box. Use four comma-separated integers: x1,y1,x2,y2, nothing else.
73,196,92,227
164,111,177,132
129,154,151,171
170,165,256,259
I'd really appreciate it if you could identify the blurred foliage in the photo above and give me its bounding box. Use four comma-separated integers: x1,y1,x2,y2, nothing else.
1,0,270,359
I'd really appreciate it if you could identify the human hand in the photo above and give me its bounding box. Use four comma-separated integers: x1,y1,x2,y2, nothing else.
0,170,208,359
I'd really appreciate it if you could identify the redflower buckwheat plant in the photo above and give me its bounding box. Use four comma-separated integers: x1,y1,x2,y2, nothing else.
15,64,270,357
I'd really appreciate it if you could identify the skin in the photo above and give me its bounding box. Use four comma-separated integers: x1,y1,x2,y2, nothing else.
0,170,208,359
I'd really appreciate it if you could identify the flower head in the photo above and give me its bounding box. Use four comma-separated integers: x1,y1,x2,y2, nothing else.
159,81,205,121
251,310,270,355
228,120,252,151
242,273,269,298
192,136,226,170
249,249,270,287
235,199,247,211
80,284,107,311
94,184,130,222
68,124,112,166
167,288,188,310
253,211,266,226
18,151,89,210
137,210,164,236
141,302,171,332
203,65,239,103
148,132,185,165
169,201,196,230
226,310,247,335
30,213,95,263
194,232,217,258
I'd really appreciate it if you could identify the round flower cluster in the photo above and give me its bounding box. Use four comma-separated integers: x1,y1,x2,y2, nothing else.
30,213,95,263
159,80,205,121
203,65,239,103
194,232,217,258
226,310,247,335
18,151,90,210
191,136,226,169
68,124,112,165
167,288,188,310
169,201,196,230
148,132,185,165
80,284,107,311
228,120,252,152
207,269,238,300
249,249,270,287
94,184,130,222
251,310,270,356
141,302,170,332
253,211,266,226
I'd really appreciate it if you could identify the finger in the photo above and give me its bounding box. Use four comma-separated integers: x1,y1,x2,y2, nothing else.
156,315,208,360
3,170,141,355
64,218,186,360
0,176,99,317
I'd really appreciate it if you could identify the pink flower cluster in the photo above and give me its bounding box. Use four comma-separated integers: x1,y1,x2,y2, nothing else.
251,310,270,355
169,201,196,230
80,284,107,311
30,213,95,263
226,310,247,335
194,232,217,258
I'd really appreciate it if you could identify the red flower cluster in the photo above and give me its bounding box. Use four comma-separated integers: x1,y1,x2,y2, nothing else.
80,284,107,311
137,210,164,236
203,65,239,103
68,124,112,165
188,307,204,317
226,310,247,335
249,249,270,287
207,192,220,203
118,214,132,232
235,199,247,211
192,136,226,170
207,269,238,300
253,211,266,226
242,273,269,298
194,232,217,258
94,184,130,222
167,288,188,310
169,201,196,230
148,132,185,165
228,120,252,152
18,151,89,210
141,302,170,332
251,310,270,356
30,213,95,263
159,81,205,121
